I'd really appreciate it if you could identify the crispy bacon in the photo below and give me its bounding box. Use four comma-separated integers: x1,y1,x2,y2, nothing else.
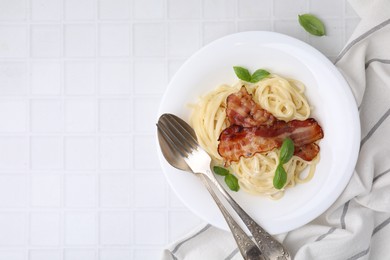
226,86,276,127
218,118,324,164
294,143,320,161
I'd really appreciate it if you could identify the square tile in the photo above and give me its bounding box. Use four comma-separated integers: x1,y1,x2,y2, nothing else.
31,62,61,95
0,250,25,260
31,0,62,20
134,211,166,245
99,24,130,57
0,25,28,57
0,137,28,170
64,250,96,260
30,212,60,246
0,213,27,246
238,0,271,18
31,174,61,207
0,175,28,207
65,175,96,207
274,20,308,42
274,0,308,18
134,173,166,208
0,0,27,20
100,212,132,245
65,99,96,132
99,99,131,132
0,100,28,132
31,99,63,132
31,136,63,170
133,135,160,170
168,0,200,19
65,61,96,95
310,0,343,18
31,25,62,58
133,23,165,57
99,61,131,95
65,24,96,57
0,62,28,95
99,174,131,207
31,25,62,57
237,20,273,32
203,22,235,45
168,211,202,240
65,137,96,170
65,212,97,245
30,250,61,260
203,0,235,19
65,0,96,20
133,97,159,133
133,249,161,260
134,0,164,19
99,0,130,20
100,249,132,260
99,137,131,170
168,22,200,57
133,59,166,94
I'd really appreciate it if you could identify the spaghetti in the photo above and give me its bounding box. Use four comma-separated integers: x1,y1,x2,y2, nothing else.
190,74,320,199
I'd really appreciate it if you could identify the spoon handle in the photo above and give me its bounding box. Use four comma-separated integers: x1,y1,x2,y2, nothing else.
203,170,291,260
197,174,265,260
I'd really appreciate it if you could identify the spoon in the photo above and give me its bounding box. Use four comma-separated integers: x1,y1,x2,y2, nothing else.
157,115,265,260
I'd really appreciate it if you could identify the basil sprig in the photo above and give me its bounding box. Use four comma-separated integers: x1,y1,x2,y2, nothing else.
213,166,240,192
273,138,295,189
279,137,294,164
233,66,270,83
298,14,326,36
273,165,287,190
225,174,240,192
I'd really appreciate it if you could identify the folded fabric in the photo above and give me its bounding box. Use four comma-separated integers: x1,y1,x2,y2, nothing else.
162,0,390,259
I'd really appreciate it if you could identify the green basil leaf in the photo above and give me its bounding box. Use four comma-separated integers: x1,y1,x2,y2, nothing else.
213,166,229,176
225,174,240,192
298,14,326,36
273,164,287,189
233,66,252,82
250,69,270,83
279,138,295,164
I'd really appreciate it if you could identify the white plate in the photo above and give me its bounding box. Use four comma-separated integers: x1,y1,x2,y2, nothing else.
157,31,360,234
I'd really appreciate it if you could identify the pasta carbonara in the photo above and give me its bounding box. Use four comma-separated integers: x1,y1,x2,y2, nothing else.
190,74,319,199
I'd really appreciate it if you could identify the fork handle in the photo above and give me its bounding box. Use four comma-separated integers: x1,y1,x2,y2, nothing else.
203,170,291,260
197,174,265,260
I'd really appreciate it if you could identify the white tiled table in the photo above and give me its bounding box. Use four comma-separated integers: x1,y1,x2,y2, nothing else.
0,0,359,259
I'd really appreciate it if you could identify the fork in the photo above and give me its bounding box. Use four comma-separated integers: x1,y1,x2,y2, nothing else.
157,113,291,260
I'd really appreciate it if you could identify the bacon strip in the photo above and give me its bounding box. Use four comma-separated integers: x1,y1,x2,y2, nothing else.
218,118,324,164
294,143,320,162
226,86,276,127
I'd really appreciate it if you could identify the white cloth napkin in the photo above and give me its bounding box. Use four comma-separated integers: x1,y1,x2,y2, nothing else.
162,0,390,259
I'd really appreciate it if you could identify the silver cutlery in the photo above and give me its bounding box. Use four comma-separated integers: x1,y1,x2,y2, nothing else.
157,113,291,260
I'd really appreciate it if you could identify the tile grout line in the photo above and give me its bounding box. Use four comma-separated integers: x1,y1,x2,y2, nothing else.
60,1,66,258
26,0,32,258
129,0,136,256
94,0,102,258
